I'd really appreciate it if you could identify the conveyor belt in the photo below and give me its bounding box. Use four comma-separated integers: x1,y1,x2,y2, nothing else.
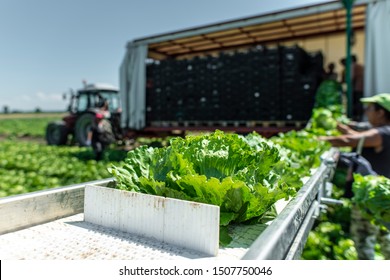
0,213,268,260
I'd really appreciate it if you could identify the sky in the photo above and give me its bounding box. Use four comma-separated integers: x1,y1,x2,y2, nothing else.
0,0,332,112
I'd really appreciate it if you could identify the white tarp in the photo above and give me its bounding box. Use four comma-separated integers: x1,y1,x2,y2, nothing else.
120,42,147,129
364,0,390,97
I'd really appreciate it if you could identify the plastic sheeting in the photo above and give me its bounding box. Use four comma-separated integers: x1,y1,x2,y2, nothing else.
120,42,147,129
364,0,390,97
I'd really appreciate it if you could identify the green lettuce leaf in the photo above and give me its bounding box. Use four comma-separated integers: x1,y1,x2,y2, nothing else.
352,174,390,224
109,130,302,226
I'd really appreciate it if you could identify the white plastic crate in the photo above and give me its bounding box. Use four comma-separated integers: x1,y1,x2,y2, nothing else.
84,185,220,256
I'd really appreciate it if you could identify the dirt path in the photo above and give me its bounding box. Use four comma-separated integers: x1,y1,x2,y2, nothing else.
0,135,46,144
0,113,66,120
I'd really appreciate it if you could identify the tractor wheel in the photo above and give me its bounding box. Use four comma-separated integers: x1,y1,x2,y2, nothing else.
75,113,94,146
46,121,68,145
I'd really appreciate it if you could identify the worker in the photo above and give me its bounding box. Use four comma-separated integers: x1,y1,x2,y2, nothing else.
319,92,390,260
340,55,365,121
320,93,390,177
86,112,115,161
99,99,111,119
324,62,338,81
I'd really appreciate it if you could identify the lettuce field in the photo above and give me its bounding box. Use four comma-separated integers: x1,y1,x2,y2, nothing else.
0,113,65,138
0,113,127,197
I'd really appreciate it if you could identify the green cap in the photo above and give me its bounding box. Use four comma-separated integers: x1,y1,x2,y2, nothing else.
361,93,390,112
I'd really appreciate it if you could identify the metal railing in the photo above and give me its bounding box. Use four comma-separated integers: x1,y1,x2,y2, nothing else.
242,148,339,260
0,178,115,235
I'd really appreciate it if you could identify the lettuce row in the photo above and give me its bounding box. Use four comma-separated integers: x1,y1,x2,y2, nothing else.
352,174,390,225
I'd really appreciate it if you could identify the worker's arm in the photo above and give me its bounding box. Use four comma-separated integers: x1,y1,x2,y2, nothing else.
86,127,93,146
336,122,359,135
319,128,383,148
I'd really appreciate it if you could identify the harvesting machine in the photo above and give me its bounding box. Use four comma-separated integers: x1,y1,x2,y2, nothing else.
0,148,340,260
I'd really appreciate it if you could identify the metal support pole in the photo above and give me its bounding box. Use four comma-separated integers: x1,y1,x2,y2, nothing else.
342,0,355,118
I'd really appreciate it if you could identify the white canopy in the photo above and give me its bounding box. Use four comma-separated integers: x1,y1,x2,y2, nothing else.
364,0,390,97
120,42,147,130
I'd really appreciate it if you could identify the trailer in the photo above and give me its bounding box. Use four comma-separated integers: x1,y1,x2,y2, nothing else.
119,0,390,139
0,148,339,260
120,1,365,137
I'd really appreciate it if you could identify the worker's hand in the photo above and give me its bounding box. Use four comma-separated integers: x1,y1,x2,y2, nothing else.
317,135,333,143
337,122,361,135
336,122,351,134
85,140,91,146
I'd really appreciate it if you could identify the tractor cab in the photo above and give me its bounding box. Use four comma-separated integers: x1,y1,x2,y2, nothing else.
70,84,121,115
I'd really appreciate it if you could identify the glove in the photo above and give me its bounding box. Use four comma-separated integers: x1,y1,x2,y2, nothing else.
85,140,91,146
340,152,377,176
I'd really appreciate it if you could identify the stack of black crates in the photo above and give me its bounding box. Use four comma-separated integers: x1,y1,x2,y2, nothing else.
146,45,323,124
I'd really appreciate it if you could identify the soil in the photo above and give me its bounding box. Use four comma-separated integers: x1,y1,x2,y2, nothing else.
0,135,46,144
0,113,66,120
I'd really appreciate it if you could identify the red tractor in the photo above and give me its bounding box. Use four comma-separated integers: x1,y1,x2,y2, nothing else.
46,83,122,146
